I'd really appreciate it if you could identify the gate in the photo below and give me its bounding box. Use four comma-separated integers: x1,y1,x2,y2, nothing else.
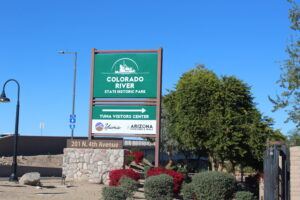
264,144,290,200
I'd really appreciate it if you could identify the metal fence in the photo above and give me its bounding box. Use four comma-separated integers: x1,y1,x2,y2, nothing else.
264,144,290,200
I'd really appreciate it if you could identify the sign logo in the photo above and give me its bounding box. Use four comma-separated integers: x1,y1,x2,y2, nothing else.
129,124,154,131
95,121,121,132
95,122,104,131
112,58,139,74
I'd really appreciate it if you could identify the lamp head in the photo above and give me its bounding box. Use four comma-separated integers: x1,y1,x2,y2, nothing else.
0,90,10,103
58,50,65,54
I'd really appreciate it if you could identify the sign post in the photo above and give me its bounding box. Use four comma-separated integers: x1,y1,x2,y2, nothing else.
89,49,162,166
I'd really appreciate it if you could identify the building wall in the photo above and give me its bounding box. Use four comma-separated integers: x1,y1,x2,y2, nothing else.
290,146,300,200
0,135,71,156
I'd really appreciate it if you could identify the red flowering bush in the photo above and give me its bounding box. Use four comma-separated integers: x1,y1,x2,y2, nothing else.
147,167,184,194
132,151,144,164
124,150,144,165
109,169,140,186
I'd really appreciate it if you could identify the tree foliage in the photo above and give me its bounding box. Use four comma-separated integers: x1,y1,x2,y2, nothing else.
164,66,219,152
160,102,181,160
270,0,300,127
163,66,280,171
287,129,300,146
210,76,257,169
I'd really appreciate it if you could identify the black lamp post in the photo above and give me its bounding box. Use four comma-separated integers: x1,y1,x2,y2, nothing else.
0,79,20,182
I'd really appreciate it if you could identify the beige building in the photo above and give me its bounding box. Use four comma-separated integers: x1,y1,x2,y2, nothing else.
290,146,300,200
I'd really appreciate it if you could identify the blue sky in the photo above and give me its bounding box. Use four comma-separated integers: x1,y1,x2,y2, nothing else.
0,0,296,136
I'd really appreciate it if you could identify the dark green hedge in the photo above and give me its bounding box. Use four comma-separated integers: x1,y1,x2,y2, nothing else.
119,176,139,198
144,174,173,200
235,191,255,200
192,171,236,200
102,186,127,200
181,183,195,200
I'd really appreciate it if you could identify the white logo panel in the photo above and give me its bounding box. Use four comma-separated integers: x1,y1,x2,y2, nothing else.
92,120,156,134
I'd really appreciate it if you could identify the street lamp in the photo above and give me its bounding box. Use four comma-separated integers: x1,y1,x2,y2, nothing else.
58,51,77,138
0,79,20,182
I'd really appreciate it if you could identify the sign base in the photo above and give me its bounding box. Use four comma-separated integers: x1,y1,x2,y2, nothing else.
62,148,124,183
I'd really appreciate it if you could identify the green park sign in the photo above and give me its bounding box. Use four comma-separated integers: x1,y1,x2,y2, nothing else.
93,52,158,98
92,105,156,134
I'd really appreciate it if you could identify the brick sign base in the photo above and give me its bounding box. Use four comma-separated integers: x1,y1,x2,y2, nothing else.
62,148,124,183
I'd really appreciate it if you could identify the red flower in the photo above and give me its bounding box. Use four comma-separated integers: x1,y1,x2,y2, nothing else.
132,151,144,164
124,150,144,165
109,169,140,186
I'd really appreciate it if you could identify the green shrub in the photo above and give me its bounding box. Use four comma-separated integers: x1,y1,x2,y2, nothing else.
143,165,151,178
192,171,236,200
182,183,195,200
102,186,127,200
144,153,155,164
147,167,184,194
235,191,255,200
124,154,134,165
174,163,188,175
119,176,139,198
144,174,173,200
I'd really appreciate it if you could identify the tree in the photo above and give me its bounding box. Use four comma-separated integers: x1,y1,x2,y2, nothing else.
210,76,257,171
162,94,208,166
163,66,221,168
287,129,300,146
270,0,300,127
163,66,279,171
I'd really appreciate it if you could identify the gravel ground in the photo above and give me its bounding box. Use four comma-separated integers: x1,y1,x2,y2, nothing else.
0,178,104,200
0,178,149,200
